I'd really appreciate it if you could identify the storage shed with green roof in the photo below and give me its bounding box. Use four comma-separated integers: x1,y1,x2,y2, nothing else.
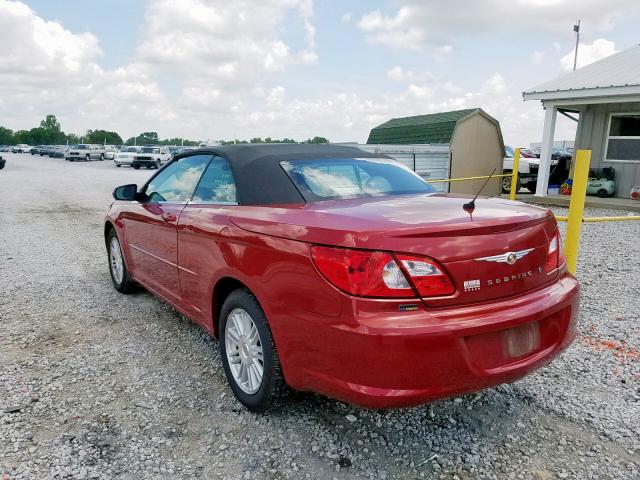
366,108,505,195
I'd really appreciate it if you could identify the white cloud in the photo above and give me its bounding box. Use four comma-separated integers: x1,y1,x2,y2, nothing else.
137,0,317,83
386,66,435,84
356,0,637,50
560,38,617,71
531,50,545,64
0,0,319,139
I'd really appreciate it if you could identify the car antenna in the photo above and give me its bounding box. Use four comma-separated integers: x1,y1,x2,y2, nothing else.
463,167,497,212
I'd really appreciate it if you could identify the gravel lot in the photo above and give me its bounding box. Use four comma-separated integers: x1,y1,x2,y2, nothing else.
1,152,638,480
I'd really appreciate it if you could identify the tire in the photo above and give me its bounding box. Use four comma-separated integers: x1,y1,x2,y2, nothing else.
155,159,161,169
597,188,608,198
501,172,520,194
107,229,136,294
100,154,105,161
133,165,140,170
86,154,90,162
219,289,287,412
525,181,538,193
116,163,121,168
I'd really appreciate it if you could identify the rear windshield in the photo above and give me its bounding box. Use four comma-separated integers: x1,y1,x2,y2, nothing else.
280,158,436,201
141,147,160,153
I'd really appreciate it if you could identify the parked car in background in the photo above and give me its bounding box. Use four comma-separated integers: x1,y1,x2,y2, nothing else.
30,146,43,155
49,146,67,158
104,146,118,160
11,144,30,153
131,145,171,169
66,144,106,162
0,145,10,152
105,144,579,412
502,146,558,194
113,146,141,167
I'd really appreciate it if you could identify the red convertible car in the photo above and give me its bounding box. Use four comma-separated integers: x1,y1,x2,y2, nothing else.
105,144,579,412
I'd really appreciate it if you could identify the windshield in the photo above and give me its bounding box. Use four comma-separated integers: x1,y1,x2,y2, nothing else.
123,147,139,152
504,146,514,157
280,158,436,201
72,144,89,150
141,147,160,154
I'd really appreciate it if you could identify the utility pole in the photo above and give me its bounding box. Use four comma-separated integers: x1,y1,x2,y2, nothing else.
573,20,580,71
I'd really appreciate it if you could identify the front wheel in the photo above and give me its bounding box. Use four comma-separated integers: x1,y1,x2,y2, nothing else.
219,289,287,412
133,165,140,170
155,159,161,169
597,188,608,198
86,154,90,162
107,229,136,293
100,154,105,161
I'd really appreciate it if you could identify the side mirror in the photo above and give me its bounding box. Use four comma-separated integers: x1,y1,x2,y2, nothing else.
113,184,138,201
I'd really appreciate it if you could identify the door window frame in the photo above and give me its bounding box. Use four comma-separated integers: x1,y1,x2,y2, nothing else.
188,155,239,206
140,154,213,204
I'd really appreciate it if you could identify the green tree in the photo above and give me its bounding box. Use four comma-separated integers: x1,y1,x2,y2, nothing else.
66,133,81,145
13,130,31,144
0,126,14,144
40,114,61,132
125,131,159,146
85,129,123,145
303,136,329,144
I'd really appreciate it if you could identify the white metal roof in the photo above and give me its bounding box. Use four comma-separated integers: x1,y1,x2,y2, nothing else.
523,44,640,101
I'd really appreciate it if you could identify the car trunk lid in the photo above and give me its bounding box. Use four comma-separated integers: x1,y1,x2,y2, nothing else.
230,194,559,306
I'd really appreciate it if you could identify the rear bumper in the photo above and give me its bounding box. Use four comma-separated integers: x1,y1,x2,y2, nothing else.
268,273,579,408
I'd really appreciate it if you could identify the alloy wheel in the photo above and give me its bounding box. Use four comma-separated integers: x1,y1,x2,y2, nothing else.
109,237,124,284
224,308,264,394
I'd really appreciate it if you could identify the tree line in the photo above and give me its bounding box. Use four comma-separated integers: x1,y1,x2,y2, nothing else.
0,115,329,146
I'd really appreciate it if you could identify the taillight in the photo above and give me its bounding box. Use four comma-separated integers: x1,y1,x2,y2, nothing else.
396,254,455,297
310,246,413,297
545,232,563,273
310,245,454,298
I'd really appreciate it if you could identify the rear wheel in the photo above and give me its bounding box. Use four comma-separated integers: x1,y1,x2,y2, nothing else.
107,229,136,294
525,181,538,193
501,172,520,194
100,153,105,161
133,164,140,170
86,154,90,162
155,159,161,169
219,289,287,412
597,188,608,198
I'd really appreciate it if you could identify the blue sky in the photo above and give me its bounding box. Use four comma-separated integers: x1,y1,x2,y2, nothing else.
2,0,639,145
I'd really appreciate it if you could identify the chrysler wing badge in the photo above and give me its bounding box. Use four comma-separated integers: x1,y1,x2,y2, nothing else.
475,248,534,265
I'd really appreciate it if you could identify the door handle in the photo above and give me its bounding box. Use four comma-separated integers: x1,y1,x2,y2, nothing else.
161,213,177,223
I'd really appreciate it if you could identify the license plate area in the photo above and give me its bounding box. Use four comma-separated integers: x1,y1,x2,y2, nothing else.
504,322,541,358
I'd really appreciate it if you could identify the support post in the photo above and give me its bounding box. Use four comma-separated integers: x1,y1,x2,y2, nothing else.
535,106,557,197
564,149,591,275
509,148,521,200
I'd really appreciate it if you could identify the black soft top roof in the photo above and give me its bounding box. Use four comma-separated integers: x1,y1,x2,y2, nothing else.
174,144,389,205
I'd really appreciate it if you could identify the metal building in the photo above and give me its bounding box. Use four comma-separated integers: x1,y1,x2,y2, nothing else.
524,44,640,198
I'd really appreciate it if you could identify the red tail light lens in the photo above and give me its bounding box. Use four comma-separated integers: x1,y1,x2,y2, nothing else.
545,233,561,273
310,246,455,298
396,254,455,297
310,246,413,297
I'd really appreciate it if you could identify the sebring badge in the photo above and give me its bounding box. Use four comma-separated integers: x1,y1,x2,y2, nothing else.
474,248,534,265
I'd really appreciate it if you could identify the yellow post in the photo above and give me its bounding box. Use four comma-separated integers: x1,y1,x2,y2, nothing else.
509,148,521,201
564,150,591,275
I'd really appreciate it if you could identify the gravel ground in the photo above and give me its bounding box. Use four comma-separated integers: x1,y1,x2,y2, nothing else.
1,152,638,480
